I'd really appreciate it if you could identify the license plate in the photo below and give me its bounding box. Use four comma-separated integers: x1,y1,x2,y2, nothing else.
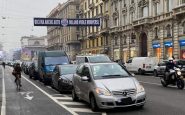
121,97,132,103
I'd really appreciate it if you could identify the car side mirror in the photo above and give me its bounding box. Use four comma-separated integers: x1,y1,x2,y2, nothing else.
81,76,89,81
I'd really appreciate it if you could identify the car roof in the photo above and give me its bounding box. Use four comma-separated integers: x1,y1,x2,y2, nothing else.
76,54,108,57
58,64,77,67
83,62,116,66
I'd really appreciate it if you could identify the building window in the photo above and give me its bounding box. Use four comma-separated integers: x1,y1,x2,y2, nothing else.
131,0,134,4
123,35,127,45
166,0,172,12
92,10,94,17
130,12,134,23
166,25,171,37
131,33,136,43
142,6,148,17
85,2,87,10
115,37,118,45
100,5,103,14
155,27,158,39
96,7,98,15
105,36,108,45
182,0,185,4
96,0,98,3
34,41,40,45
101,37,104,46
105,19,108,28
154,3,160,16
114,18,118,26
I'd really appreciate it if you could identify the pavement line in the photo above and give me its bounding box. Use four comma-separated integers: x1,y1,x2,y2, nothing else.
70,108,94,113
21,75,78,115
1,67,6,115
61,102,85,105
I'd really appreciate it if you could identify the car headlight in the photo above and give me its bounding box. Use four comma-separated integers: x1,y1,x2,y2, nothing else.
137,84,145,93
95,88,111,96
177,71,181,76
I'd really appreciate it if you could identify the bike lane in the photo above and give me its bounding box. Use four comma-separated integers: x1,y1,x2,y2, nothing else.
4,67,73,115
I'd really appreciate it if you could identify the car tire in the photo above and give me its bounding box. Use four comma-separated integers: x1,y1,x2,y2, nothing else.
154,70,158,77
90,94,99,112
138,69,143,75
72,88,79,101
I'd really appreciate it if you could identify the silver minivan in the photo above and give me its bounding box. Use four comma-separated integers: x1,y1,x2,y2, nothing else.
72,62,146,111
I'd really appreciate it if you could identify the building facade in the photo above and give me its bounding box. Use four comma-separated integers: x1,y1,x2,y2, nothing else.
79,0,110,55
47,0,81,61
20,35,47,61
109,0,185,62
79,0,185,62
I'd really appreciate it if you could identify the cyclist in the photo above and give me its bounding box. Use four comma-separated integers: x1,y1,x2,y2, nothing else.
14,63,22,87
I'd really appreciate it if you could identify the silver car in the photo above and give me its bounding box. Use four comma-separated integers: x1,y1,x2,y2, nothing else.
72,63,146,111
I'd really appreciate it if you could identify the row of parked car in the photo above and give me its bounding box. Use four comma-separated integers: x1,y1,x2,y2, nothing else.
16,54,146,111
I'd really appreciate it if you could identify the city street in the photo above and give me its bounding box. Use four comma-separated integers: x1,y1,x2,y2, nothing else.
1,66,185,115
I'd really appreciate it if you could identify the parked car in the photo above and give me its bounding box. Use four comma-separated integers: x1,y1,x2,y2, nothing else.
72,62,146,111
38,50,70,85
51,64,77,93
28,62,39,80
24,62,32,75
76,54,112,64
154,59,185,77
125,57,158,75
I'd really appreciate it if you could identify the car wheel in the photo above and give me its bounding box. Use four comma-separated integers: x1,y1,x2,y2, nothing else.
154,70,158,77
72,88,79,101
90,95,99,112
138,69,143,75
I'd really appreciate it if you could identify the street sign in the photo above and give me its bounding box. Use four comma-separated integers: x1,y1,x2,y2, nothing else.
34,18,100,27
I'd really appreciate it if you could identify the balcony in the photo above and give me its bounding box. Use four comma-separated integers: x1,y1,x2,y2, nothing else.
88,3,95,9
153,12,173,23
100,27,109,35
66,40,80,45
109,26,120,34
132,17,152,27
88,33,96,39
120,24,132,31
173,4,185,15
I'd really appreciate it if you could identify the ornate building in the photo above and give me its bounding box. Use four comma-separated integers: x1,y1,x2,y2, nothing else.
109,0,185,62
47,0,80,61
79,0,110,55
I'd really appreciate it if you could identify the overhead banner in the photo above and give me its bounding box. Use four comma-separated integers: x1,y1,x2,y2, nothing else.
34,18,100,26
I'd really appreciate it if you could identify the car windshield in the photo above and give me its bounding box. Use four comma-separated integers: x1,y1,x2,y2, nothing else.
45,56,69,65
60,65,77,75
91,63,130,79
89,56,111,63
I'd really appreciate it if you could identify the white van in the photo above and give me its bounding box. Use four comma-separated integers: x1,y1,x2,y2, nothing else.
125,57,158,74
76,54,111,64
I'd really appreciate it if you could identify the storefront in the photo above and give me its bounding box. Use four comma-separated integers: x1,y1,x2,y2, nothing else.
152,42,161,60
179,36,185,59
164,41,173,59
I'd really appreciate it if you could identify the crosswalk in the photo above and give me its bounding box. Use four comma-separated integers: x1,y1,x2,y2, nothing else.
51,94,102,115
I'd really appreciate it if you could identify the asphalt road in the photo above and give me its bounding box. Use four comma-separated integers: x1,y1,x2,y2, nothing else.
1,66,185,115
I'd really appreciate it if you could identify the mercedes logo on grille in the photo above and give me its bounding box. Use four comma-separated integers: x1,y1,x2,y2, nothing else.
122,91,127,96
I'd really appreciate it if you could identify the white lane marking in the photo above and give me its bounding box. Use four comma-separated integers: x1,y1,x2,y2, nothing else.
61,102,85,105
1,67,6,115
71,108,95,113
24,92,34,100
55,97,72,100
21,75,78,115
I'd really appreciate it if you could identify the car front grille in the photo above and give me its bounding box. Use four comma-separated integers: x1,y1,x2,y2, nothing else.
112,89,136,97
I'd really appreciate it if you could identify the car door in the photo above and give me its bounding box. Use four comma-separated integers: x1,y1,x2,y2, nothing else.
73,64,84,97
79,66,91,101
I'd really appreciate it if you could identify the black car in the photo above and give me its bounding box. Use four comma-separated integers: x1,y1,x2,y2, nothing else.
28,62,39,80
24,62,32,75
51,64,77,93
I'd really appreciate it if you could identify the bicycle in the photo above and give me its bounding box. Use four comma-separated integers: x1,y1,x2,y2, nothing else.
15,74,21,90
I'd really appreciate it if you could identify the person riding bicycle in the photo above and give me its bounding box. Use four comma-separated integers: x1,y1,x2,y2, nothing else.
14,63,22,86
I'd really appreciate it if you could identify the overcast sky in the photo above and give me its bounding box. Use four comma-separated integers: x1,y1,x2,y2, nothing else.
0,0,67,52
